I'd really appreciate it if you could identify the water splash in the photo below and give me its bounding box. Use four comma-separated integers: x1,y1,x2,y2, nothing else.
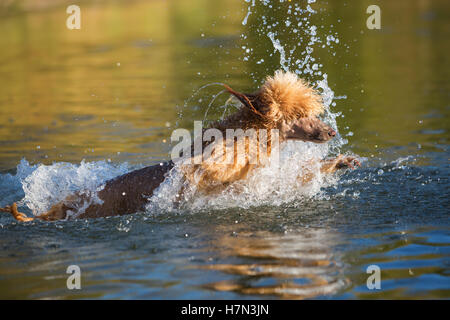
0,159,129,217
0,153,426,219
147,141,338,213
0,1,355,217
242,0,256,26
267,32,289,72
148,0,351,212
241,0,346,151
176,82,226,127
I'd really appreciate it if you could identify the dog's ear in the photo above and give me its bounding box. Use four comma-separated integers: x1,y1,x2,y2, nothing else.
223,84,263,117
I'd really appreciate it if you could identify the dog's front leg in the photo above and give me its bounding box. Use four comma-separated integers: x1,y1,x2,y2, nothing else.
320,155,360,174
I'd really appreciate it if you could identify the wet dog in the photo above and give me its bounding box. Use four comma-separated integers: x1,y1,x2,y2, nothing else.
0,71,359,221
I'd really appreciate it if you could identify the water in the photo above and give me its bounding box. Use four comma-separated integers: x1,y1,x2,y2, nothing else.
0,0,449,299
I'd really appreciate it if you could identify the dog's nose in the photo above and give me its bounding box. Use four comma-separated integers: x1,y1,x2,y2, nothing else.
328,129,336,137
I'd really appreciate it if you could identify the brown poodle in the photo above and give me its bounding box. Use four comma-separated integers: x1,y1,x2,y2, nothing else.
0,71,359,222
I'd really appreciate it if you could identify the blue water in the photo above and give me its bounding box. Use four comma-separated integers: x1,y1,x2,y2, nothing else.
0,150,448,299
0,0,449,299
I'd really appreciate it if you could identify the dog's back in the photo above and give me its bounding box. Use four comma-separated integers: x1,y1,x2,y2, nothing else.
1,71,358,221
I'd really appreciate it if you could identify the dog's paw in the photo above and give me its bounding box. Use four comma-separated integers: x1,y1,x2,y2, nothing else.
0,203,34,222
335,155,361,170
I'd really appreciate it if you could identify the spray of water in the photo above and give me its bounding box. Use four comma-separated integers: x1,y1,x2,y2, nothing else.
0,159,130,217
146,0,351,212
0,0,356,217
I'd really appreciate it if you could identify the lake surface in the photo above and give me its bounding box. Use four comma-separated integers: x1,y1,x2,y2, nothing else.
0,0,449,299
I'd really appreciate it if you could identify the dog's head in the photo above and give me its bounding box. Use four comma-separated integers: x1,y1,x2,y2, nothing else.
224,70,336,143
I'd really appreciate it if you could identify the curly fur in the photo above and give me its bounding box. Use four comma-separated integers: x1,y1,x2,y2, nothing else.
259,70,324,121
182,70,325,191
1,71,358,222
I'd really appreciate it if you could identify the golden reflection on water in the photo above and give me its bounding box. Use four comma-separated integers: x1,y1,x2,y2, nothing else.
0,0,244,168
195,228,348,299
0,0,448,299
0,0,448,170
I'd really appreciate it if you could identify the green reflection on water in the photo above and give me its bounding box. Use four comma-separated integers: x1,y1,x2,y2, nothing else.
0,0,448,170
0,0,449,300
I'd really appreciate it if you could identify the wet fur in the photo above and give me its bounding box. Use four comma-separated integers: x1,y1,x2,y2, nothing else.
1,71,358,221
181,71,328,190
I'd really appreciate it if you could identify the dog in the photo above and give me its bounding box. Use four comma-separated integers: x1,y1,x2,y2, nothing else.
0,71,359,222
